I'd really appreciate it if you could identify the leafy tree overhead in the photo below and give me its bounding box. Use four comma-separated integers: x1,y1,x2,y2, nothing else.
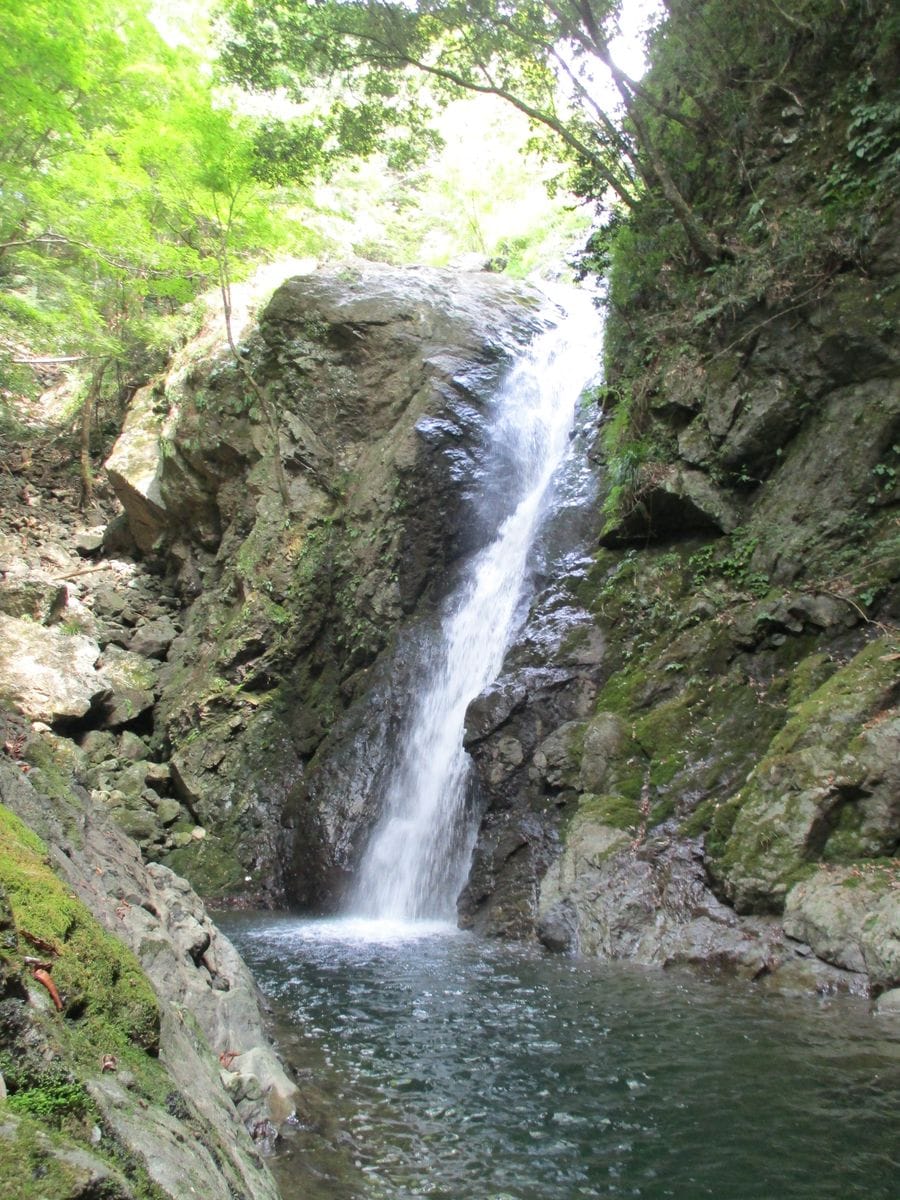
0,0,328,502
218,0,725,264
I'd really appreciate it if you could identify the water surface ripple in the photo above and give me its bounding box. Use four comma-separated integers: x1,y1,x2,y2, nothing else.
222,915,899,1200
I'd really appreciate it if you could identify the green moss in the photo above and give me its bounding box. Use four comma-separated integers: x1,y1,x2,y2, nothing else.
772,636,898,757
702,795,743,861
822,803,868,862
594,666,648,718
6,1075,91,1124
0,1113,110,1200
679,796,716,839
0,808,181,1198
577,792,640,831
161,837,245,899
0,805,160,1055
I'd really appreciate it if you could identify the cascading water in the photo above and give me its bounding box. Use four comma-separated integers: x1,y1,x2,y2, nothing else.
350,289,601,921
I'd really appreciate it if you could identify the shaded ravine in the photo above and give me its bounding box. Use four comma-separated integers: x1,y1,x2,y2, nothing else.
349,290,601,920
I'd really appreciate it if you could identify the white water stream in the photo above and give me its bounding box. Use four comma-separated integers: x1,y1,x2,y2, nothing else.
350,290,600,921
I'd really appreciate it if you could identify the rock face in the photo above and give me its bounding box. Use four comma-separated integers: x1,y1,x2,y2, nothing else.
443,17,900,998
0,752,289,1199
102,262,541,904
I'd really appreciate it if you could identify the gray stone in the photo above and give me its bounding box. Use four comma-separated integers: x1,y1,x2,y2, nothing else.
0,612,108,722
874,988,900,1015
579,712,628,793
82,730,119,762
118,731,150,761
110,808,161,844
75,527,106,555
105,386,171,553
533,721,584,789
95,644,158,728
784,868,900,991
0,1112,134,1198
537,812,784,976
156,797,182,826
0,576,67,624
709,638,899,914
129,615,178,660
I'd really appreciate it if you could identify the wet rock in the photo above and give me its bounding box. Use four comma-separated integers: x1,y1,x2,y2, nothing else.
459,812,557,939
464,679,528,744
538,814,786,977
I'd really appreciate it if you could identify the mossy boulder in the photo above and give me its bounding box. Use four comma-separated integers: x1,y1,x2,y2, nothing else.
784,863,899,992
708,638,899,912
0,805,160,1052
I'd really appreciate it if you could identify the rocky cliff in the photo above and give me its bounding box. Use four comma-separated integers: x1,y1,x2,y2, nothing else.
0,263,543,1191
98,262,541,906
458,6,899,1001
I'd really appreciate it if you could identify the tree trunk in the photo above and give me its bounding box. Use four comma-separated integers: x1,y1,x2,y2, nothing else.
79,361,107,510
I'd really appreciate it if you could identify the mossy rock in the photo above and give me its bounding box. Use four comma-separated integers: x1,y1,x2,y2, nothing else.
707,637,900,913
0,1112,136,1200
0,805,160,1055
576,793,640,831
161,837,246,899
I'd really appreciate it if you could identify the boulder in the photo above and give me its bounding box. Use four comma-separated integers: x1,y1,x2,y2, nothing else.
536,812,786,977
708,638,900,912
784,866,900,992
129,614,178,660
533,721,585,789
95,645,158,728
0,575,67,624
104,385,171,553
74,527,106,556
0,613,107,723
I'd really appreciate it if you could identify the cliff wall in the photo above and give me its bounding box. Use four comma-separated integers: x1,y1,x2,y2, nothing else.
461,2,899,1000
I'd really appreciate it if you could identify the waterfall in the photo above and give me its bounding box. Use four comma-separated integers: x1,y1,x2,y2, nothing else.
350,288,600,922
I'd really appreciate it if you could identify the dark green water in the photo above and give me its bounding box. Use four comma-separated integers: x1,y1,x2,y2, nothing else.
221,915,899,1200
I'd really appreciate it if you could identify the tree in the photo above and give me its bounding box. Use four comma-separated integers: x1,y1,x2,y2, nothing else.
218,0,725,264
0,0,327,505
